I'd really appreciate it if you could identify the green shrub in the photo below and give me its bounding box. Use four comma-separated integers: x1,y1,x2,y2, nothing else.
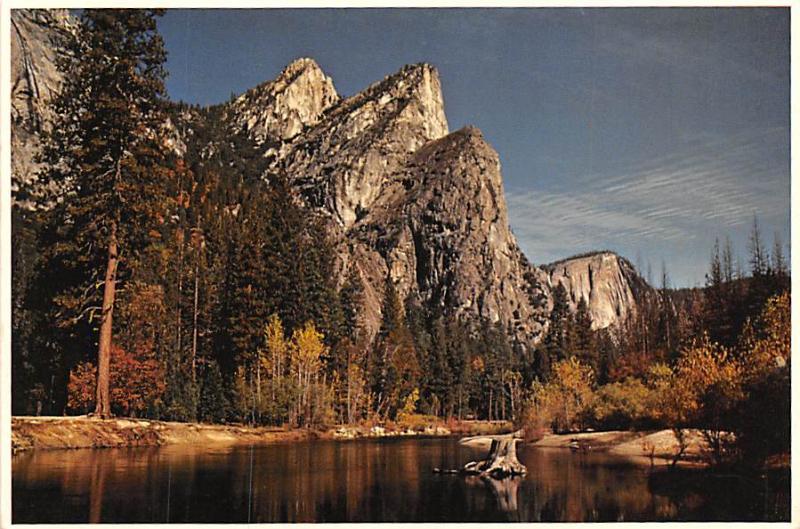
591,377,650,429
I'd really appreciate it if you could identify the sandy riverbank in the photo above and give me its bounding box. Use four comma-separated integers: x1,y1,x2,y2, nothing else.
11,416,514,453
460,428,710,467
11,416,317,452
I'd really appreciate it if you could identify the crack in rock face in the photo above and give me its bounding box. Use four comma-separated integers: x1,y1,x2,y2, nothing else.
11,9,75,205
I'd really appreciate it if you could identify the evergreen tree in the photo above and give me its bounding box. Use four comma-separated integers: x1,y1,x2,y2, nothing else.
370,278,419,418
11,208,45,414
329,265,365,416
198,359,229,423
657,260,675,356
704,238,731,345
722,237,735,285
427,316,451,416
772,231,789,292
476,319,514,420
744,215,779,329
593,328,616,385
380,278,403,338
572,297,595,370
36,10,173,417
443,318,470,418
339,265,365,342
405,297,436,413
537,282,571,378
748,215,768,278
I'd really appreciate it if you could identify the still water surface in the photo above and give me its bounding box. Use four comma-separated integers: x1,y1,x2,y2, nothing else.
13,437,788,522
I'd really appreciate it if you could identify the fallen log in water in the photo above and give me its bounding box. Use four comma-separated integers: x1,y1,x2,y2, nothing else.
434,438,527,479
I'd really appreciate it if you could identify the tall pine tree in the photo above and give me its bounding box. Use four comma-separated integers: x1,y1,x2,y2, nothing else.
537,282,571,378
37,10,173,417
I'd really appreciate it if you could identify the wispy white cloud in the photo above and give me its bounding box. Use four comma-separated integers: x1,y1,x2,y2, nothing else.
506,126,790,280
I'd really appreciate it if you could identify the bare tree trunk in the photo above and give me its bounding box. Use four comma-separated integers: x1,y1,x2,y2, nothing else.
176,233,183,360
256,358,261,423
347,355,352,424
296,367,303,427
175,172,185,376
462,439,527,478
251,376,255,425
95,221,118,419
306,370,313,424
665,304,672,352
666,319,671,352
670,428,688,469
318,373,323,425
270,360,275,403
270,345,277,402
509,385,515,421
191,254,199,384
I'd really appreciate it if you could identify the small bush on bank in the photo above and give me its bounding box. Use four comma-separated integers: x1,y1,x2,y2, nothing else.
591,377,650,430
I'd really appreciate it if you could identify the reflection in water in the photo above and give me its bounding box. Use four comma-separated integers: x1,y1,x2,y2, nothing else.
87,453,105,523
467,475,521,517
12,438,788,523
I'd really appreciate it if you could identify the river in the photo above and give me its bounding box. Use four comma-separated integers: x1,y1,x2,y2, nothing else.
12,437,789,522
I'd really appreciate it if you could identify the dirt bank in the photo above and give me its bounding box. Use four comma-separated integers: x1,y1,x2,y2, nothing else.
461,429,710,467
12,416,515,453
11,416,319,453
332,419,513,439
459,429,523,448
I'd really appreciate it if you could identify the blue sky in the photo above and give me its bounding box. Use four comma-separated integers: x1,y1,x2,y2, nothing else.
157,8,790,288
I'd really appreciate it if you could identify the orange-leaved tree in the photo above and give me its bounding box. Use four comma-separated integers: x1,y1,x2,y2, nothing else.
67,344,165,417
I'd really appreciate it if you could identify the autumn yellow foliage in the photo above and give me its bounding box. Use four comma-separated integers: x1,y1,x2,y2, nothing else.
526,357,595,434
738,292,790,383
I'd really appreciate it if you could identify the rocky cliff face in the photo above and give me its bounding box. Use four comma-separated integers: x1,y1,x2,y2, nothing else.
11,10,651,348
11,9,74,203
224,57,340,155
224,60,449,229
276,63,450,228
543,252,649,329
348,126,551,343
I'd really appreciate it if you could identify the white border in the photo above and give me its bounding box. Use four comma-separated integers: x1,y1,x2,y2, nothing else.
2,0,12,528
790,0,797,525
0,2,795,529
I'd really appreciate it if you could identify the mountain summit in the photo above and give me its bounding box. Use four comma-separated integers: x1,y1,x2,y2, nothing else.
274,62,450,228
225,57,339,150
